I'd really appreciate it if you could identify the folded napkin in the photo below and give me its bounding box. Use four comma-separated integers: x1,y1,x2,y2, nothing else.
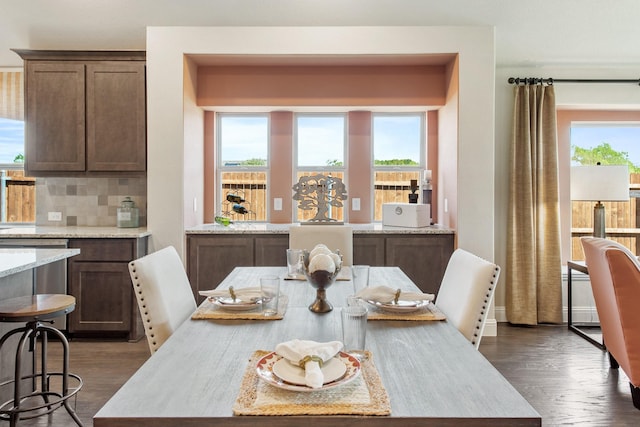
275,339,343,388
355,285,435,304
199,286,263,302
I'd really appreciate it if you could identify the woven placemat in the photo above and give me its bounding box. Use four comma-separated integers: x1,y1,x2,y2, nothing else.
191,295,288,320
366,303,446,321
233,350,391,416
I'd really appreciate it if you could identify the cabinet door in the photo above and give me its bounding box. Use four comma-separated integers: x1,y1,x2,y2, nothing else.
68,261,132,333
86,62,146,171
187,236,253,303
385,234,454,294
353,235,385,266
255,235,288,266
25,62,86,172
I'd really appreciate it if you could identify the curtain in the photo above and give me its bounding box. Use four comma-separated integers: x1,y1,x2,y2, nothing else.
0,71,24,121
506,84,563,325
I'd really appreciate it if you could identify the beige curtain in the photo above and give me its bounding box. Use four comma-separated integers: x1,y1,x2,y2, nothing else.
0,71,24,121
506,84,563,325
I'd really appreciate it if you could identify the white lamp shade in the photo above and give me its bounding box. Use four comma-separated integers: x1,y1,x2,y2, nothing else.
570,165,629,201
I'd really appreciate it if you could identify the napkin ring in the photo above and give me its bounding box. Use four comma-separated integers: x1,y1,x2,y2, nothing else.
229,286,237,301
299,355,324,369
394,288,402,304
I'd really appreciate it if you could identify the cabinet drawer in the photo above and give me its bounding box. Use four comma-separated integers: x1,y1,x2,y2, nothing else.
69,239,134,262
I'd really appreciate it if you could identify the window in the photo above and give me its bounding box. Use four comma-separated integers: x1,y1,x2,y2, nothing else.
294,114,346,222
216,114,269,221
0,71,33,224
372,113,425,221
570,122,640,259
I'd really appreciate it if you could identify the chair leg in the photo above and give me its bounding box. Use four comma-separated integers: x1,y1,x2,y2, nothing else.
609,352,619,369
630,383,640,410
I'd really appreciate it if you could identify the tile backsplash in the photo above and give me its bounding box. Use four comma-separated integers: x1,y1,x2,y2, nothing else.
36,177,147,227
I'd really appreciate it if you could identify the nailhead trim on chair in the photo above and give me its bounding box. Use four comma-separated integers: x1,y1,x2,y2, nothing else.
470,266,500,347
130,262,161,352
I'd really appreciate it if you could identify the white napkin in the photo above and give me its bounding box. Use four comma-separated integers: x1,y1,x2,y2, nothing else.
198,286,262,302
356,285,435,304
275,339,343,388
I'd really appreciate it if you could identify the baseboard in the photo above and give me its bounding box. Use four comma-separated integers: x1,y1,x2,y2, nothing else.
483,318,497,336
494,305,599,324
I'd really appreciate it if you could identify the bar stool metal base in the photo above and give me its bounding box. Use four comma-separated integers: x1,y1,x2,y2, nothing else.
0,295,84,427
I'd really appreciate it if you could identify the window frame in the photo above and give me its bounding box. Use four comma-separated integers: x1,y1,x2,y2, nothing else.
215,112,271,222
371,112,427,221
293,112,348,223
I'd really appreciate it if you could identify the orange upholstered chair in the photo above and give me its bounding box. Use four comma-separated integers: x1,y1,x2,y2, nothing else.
581,237,640,409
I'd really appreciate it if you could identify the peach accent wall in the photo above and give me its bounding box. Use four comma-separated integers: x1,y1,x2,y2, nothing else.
270,111,294,223
427,110,439,224
348,111,373,223
557,109,640,264
204,111,215,223
197,65,446,107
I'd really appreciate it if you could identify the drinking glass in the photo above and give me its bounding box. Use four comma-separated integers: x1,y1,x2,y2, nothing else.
341,305,368,360
286,248,303,277
352,265,370,294
260,276,280,316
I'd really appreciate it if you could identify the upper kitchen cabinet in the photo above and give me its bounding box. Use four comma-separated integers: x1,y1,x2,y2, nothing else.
13,50,146,175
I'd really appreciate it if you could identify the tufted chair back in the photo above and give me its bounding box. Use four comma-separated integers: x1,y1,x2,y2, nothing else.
581,237,640,409
128,246,197,354
289,225,353,266
435,248,501,349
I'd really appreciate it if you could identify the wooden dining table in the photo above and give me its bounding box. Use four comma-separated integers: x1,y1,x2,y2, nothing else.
94,266,541,427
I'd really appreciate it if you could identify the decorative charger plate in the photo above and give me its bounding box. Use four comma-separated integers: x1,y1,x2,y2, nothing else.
365,298,430,313
209,296,263,311
256,351,361,392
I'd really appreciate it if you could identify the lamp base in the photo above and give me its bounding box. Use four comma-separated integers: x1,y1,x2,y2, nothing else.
593,202,605,238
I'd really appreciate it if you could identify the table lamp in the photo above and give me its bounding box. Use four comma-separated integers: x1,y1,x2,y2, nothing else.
570,164,629,238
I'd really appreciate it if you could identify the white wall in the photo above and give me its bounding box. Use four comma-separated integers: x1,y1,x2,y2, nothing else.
147,25,495,255
493,65,640,321
146,27,496,336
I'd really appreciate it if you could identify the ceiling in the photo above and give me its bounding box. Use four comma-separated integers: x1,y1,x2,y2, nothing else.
2,0,640,69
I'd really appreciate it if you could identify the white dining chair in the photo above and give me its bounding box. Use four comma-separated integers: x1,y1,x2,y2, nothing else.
435,248,501,349
289,224,353,266
128,246,197,354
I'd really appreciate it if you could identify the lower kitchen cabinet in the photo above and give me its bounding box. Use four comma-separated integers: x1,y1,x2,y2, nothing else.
187,235,253,304
187,232,453,301
67,237,147,341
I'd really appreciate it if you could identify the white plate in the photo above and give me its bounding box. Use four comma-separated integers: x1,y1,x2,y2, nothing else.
256,351,360,392
365,298,430,313
209,297,263,311
272,356,346,386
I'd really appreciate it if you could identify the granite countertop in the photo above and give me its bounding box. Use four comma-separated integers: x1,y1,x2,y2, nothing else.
0,226,151,239
0,248,81,279
185,222,454,235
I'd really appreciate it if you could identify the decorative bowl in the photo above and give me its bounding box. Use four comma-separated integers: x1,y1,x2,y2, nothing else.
302,250,342,313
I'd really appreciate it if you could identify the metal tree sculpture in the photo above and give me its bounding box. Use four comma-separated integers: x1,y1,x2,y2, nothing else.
292,174,348,222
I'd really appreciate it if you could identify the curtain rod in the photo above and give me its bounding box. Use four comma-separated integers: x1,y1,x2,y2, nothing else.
508,77,640,85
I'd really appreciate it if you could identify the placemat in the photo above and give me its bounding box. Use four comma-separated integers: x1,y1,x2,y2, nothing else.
366,302,446,321
191,295,288,320
233,350,391,416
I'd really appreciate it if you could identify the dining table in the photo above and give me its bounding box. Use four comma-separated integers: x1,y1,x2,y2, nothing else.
94,266,541,427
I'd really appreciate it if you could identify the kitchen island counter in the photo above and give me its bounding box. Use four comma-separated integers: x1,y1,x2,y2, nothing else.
0,248,80,279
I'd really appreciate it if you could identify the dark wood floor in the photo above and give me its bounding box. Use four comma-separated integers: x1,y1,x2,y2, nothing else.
9,323,640,426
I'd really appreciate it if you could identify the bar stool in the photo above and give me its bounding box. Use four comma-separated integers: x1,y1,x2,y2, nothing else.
0,294,83,426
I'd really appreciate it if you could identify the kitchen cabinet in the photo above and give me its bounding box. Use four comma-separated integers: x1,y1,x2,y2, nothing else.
186,231,453,301
13,50,146,175
384,234,454,295
67,237,147,341
187,235,289,303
